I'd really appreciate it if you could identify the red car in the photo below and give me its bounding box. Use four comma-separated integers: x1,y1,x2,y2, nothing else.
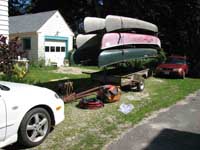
155,55,189,79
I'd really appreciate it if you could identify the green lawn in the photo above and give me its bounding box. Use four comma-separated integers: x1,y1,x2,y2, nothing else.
32,74,200,149
1,67,200,150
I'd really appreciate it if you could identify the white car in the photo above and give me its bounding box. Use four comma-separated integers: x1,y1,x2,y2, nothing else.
0,81,64,148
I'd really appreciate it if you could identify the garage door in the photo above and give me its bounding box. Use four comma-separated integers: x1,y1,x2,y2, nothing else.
45,40,66,66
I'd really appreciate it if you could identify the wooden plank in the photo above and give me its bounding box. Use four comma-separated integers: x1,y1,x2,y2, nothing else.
0,0,8,7
0,15,8,21
0,20,8,26
0,10,8,16
0,5,8,11
0,29,8,35
0,24,8,30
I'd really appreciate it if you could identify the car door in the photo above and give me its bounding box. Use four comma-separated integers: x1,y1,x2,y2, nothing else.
0,95,6,141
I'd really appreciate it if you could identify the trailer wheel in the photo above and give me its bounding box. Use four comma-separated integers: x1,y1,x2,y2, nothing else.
136,81,144,92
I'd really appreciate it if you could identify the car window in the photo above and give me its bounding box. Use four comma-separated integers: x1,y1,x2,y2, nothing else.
166,58,186,64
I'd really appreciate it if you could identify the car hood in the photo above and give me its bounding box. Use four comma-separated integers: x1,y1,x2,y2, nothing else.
0,81,55,99
158,63,184,69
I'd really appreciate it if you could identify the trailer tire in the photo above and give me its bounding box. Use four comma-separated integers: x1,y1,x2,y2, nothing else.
136,81,144,92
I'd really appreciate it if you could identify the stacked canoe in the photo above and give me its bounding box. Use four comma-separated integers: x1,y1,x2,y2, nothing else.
73,15,161,67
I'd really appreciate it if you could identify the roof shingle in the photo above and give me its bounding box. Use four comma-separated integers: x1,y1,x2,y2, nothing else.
9,10,57,34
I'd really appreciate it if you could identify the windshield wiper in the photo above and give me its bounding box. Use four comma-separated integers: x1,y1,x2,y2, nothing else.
0,84,10,91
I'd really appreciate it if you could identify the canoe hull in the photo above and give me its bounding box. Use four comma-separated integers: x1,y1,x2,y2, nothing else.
73,34,102,65
101,33,161,49
76,34,97,49
105,15,158,33
98,48,157,67
84,17,105,33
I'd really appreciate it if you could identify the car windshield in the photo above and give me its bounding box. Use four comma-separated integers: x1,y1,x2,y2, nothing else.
165,57,186,64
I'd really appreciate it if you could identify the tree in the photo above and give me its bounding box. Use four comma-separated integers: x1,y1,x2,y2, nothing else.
9,0,37,15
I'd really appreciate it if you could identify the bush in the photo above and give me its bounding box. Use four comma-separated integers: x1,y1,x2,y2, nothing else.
0,35,26,80
29,58,46,68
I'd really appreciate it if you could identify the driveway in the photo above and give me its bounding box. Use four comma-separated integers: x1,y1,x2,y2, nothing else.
106,90,200,150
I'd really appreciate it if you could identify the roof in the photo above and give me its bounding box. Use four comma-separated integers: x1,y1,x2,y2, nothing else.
9,10,57,34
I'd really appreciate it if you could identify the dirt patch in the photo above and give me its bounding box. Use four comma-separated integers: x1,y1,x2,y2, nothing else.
123,91,150,101
53,66,97,74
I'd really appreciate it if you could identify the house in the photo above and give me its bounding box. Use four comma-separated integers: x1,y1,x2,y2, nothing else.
0,0,9,41
9,10,74,66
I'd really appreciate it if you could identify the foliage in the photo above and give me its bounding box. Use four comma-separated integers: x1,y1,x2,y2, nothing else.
29,58,46,68
0,35,26,80
12,63,27,79
9,0,37,15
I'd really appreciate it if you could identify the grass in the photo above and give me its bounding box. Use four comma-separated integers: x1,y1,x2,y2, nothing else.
71,65,101,71
30,76,200,150
2,67,200,150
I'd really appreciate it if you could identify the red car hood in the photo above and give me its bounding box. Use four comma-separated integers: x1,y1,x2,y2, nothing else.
158,63,185,69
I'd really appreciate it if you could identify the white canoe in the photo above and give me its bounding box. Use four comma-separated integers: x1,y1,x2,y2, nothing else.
101,33,161,49
84,17,105,33
105,15,158,33
76,34,97,49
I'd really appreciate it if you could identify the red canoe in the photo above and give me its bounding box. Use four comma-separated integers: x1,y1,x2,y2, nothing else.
101,33,161,49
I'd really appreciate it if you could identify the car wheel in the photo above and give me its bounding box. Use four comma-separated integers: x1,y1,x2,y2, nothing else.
136,81,145,92
18,108,51,147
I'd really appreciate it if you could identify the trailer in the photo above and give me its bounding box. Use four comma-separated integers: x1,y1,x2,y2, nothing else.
88,68,149,91
61,68,149,103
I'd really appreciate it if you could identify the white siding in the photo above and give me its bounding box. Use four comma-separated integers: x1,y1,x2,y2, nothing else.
38,11,74,52
0,0,8,38
10,33,38,61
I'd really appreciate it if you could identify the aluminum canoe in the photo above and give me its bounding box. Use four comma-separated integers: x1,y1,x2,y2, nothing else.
105,15,158,33
98,48,157,67
84,17,105,33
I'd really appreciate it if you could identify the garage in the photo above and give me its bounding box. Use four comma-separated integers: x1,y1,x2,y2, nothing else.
44,37,68,66
9,10,74,66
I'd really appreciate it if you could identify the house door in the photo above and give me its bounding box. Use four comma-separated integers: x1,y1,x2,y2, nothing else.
0,96,6,141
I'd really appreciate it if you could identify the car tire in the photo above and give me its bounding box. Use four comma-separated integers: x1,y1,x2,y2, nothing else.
18,108,51,147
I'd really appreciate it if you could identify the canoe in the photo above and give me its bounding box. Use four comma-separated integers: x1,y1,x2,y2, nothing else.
98,48,157,67
101,33,161,49
73,34,102,65
105,15,158,33
84,17,105,33
76,34,97,49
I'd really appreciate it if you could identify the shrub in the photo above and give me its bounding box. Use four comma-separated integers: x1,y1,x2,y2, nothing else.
0,35,26,80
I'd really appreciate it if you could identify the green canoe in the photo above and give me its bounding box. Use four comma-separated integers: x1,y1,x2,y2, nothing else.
98,48,157,67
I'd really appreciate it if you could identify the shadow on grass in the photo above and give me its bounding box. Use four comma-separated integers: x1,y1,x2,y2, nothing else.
143,128,200,150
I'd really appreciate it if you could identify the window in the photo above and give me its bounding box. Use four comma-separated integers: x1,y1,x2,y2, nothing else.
23,38,31,50
45,46,49,52
56,46,60,52
50,46,55,52
61,47,65,52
